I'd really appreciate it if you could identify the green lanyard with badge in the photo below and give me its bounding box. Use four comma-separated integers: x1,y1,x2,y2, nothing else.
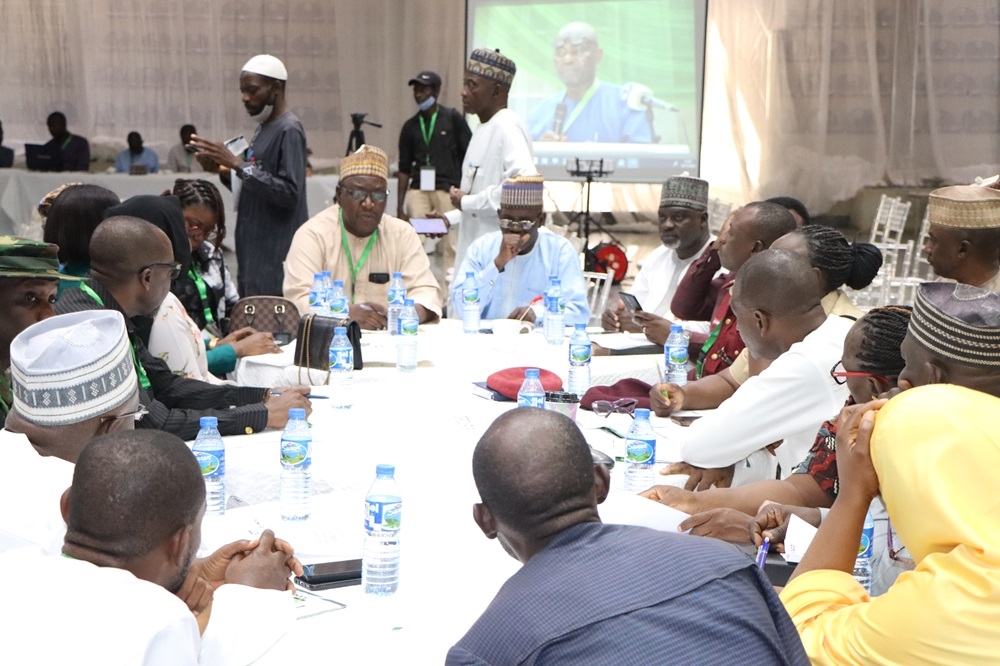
339,208,378,304
561,80,600,136
417,108,438,190
188,268,215,326
79,283,152,390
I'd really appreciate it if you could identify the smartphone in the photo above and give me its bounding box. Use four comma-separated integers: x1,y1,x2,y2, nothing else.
618,292,643,313
411,217,449,235
295,558,363,591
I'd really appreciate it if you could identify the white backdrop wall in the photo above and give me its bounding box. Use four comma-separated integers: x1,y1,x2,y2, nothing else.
703,0,1000,214
0,0,466,165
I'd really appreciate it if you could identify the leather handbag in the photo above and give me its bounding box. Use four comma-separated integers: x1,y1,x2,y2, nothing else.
295,314,363,384
229,297,300,345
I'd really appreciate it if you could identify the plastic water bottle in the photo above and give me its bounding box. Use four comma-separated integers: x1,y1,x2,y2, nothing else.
192,416,225,515
567,323,591,398
387,272,406,335
624,408,656,492
543,276,564,344
853,510,875,594
279,408,312,521
328,325,354,409
363,464,401,596
396,298,418,372
665,324,689,386
329,279,349,320
309,272,328,316
462,272,480,334
517,368,546,408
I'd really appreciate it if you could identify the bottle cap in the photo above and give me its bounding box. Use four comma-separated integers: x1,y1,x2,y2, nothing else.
321,270,331,277
551,277,561,285
525,368,540,378
334,326,347,334
289,408,306,419
404,298,414,306
376,463,395,476
314,272,324,279
392,271,402,278
466,271,475,277
670,324,684,333
634,408,651,420
199,416,218,428
575,323,586,330
333,279,344,287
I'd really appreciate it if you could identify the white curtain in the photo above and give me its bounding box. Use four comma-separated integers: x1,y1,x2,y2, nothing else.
702,0,1000,214
0,0,466,166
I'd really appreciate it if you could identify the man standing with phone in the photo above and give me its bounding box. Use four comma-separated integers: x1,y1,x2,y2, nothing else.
397,71,472,305
190,54,309,297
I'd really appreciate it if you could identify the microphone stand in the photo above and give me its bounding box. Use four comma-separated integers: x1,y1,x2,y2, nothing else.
644,104,662,144
566,159,626,279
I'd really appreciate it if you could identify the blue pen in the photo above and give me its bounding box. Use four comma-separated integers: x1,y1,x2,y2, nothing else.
755,536,770,569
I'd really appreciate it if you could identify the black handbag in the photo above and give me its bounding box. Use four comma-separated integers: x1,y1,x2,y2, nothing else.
229,296,300,345
294,315,363,384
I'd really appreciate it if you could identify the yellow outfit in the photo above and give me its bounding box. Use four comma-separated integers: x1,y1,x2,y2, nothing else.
729,289,862,384
780,384,1000,665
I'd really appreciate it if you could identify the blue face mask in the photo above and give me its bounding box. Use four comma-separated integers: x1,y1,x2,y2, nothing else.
417,95,436,112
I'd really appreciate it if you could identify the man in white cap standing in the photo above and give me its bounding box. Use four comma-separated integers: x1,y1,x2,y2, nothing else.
442,48,535,282
190,54,309,297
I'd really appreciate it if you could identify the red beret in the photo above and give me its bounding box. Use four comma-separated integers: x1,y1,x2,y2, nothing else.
486,367,562,400
580,379,653,410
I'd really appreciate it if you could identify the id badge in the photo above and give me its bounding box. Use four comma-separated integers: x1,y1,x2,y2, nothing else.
419,166,436,191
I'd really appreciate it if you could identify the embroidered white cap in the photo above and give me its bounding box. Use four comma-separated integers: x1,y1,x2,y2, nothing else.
242,54,288,81
10,311,136,426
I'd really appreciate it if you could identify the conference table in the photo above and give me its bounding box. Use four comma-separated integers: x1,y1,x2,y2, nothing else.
0,169,401,238
201,319,690,664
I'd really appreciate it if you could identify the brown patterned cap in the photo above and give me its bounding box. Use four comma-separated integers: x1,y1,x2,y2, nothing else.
928,185,1000,229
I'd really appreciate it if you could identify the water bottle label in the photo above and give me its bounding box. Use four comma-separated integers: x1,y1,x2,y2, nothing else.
400,317,418,336
667,345,688,365
546,295,559,313
193,450,225,478
569,342,591,363
329,297,348,317
517,393,545,408
558,297,566,314
463,288,479,304
366,499,402,533
309,289,323,307
388,287,405,305
329,346,353,370
280,439,311,466
857,528,873,557
625,437,656,465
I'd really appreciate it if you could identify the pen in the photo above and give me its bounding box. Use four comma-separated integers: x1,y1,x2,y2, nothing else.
755,536,770,569
269,392,329,399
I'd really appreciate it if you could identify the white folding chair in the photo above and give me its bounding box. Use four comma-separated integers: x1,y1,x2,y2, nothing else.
582,271,614,326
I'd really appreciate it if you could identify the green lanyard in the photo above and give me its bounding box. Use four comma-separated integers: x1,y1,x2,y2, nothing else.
339,208,378,304
188,267,215,325
695,322,722,380
562,80,600,135
60,134,73,150
79,283,152,390
417,108,439,165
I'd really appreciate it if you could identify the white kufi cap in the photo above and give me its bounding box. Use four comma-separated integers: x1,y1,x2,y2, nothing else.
242,54,288,81
10,311,136,426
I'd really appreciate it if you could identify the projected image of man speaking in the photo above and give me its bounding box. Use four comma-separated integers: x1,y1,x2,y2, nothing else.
528,22,651,144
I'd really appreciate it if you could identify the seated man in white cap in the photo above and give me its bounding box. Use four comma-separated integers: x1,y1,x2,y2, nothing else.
189,54,308,297
452,174,589,325
1,310,140,554
283,145,442,329
923,184,1000,292
603,176,714,340
443,48,535,273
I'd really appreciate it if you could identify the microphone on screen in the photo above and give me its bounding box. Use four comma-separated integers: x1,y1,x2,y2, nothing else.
621,82,679,112
553,102,568,136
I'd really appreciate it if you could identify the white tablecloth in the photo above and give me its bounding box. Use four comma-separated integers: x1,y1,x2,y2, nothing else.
200,318,686,664
0,170,400,238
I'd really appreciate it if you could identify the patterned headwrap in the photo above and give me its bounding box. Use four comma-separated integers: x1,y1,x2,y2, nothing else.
909,282,1000,368
501,174,545,209
10,311,136,425
467,48,517,86
928,185,1000,229
340,145,389,181
660,176,709,211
